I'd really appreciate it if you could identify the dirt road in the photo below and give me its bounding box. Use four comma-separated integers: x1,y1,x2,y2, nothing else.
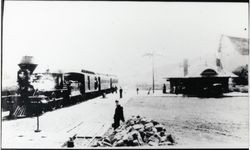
124,94,248,148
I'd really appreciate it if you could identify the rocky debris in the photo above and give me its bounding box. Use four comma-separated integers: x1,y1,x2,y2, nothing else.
91,116,176,147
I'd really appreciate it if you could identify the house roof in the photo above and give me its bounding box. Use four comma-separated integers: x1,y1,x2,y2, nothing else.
227,36,249,55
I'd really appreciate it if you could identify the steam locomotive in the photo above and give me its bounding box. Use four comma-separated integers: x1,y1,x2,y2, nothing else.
7,56,118,118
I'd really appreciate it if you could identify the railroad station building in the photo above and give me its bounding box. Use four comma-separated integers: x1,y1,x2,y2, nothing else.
163,35,248,96
164,64,237,96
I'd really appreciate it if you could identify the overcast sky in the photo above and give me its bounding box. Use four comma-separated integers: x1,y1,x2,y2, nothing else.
2,1,248,86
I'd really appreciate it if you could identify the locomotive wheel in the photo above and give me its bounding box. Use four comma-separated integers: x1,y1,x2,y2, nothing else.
60,103,63,108
76,97,80,103
56,100,62,109
55,101,59,109
47,103,53,111
58,101,63,108
62,96,68,107
81,95,86,102
51,101,55,110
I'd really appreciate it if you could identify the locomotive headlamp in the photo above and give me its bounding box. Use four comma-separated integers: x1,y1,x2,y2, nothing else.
18,71,25,78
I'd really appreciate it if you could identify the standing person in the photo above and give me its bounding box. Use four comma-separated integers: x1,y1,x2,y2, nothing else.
147,88,151,95
112,100,125,129
115,86,118,93
136,88,139,95
67,137,74,148
119,87,123,98
163,84,166,94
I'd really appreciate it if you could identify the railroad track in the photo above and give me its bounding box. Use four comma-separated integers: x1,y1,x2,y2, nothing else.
61,121,111,148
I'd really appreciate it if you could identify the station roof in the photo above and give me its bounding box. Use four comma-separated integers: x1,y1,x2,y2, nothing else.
163,64,237,79
81,69,96,74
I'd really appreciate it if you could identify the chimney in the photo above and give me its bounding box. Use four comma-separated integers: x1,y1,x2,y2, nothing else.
183,59,188,76
216,35,223,71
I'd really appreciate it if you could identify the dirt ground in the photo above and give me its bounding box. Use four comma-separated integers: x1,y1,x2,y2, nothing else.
1,91,132,148
1,90,248,148
124,93,249,148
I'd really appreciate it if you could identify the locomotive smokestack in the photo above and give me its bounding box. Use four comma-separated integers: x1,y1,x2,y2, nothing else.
18,56,37,74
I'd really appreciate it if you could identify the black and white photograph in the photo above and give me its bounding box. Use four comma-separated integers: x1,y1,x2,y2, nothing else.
1,1,249,149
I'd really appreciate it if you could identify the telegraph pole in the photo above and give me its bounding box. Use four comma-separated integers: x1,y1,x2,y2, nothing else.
143,51,162,94
152,54,155,93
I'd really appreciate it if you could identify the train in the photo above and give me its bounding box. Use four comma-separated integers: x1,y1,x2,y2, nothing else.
5,56,118,118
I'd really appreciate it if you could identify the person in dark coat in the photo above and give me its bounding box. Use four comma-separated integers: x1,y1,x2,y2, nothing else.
113,100,125,129
163,84,166,94
119,87,123,98
67,137,74,148
147,88,151,95
115,86,118,93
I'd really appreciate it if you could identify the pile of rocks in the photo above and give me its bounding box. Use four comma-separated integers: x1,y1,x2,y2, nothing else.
91,116,176,147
